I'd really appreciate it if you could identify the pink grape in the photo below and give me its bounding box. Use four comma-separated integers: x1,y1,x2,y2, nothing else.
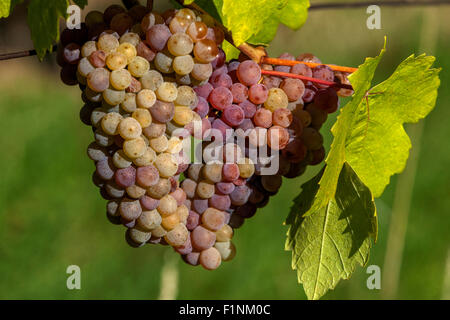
140,195,160,210
115,166,136,188
215,182,235,195
230,83,248,104
248,84,268,104
239,100,257,119
237,60,261,86
194,83,213,99
146,24,171,51
221,104,245,127
253,108,273,128
136,165,159,187
222,163,240,182
208,87,233,111
209,194,231,211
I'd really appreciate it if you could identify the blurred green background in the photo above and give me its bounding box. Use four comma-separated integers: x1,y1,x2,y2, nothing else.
0,0,448,300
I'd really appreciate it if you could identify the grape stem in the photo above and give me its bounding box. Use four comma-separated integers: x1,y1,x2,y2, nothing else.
261,57,358,74
260,69,354,90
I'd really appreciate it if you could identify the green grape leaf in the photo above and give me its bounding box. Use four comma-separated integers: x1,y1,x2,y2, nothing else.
286,163,377,300
0,0,23,18
222,40,240,61
73,0,87,8
27,0,69,60
345,54,441,197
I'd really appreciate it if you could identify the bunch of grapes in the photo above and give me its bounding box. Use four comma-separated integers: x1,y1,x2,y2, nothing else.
57,3,351,270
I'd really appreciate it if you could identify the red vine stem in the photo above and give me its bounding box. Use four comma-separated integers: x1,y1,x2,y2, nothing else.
260,69,354,90
261,57,358,74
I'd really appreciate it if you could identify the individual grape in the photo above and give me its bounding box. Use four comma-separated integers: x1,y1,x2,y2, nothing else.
110,12,133,35
119,198,142,220
237,60,261,86
87,142,108,162
181,178,197,198
205,27,224,45
221,163,240,183
191,198,207,214
273,108,293,128
261,174,282,193
172,106,192,126
193,39,218,63
214,241,236,262
175,8,196,23
175,73,192,86
155,153,178,178
128,56,150,78
136,209,162,232
141,12,158,31
136,165,159,188
154,52,174,74
172,55,194,76
118,117,142,140
103,88,125,105
140,70,163,91
147,178,172,199
87,50,106,69
247,83,268,105
230,83,248,104
202,163,223,183
175,235,192,255
169,16,190,33
191,62,213,81
156,82,178,102
136,41,156,63
149,135,168,153
143,121,166,139
199,247,221,270
312,65,334,89
297,53,322,64
264,88,289,112
132,109,152,128
115,166,136,188
209,194,231,211
314,87,339,114
133,147,157,167
149,100,175,123
184,252,200,266
280,78,305,102
94,129,114,147
210,72,232,89
191,225,216,251
123,137,146,159
90,108,106,128
101,112,123,135
146,24,171,52
222,143,244,164
211,47,226,69
193,96,209,118
196,181,215,199
302,85,318,103
103,4,126,24
295,109,312,128
167,137,183,154
238,158,255,178
134,89,156,109
162,211,181,230
230,185,251,206
156,194,178,217
209,87,232,111
282,139,307,164
309,146,326,165
96,34,119,55
117,43,137,64
106,198,120,218
301,127,324,150
140,196,160,211
151,225,167,238
170,188,187,206
215,224,233,242
253,108,272,128
187,21,207,42
238,100,257,119
126,184,146,199
109,69,131,91
167,33,194,56
60,64,78,86
119,32,140,46
290,63,313,80
267,126,290,150
165,223,189,247
222,104,245,127
306,104,328,129
77,57,95,77
262,75,281,90
175,86,197,108
186,211,200,231
84,10,104,28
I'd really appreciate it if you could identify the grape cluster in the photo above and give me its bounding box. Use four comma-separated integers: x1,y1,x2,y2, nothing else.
57,4,225,252
58,3,351,270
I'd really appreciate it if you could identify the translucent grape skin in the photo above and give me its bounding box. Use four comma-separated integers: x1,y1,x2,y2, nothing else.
115,166,136,188
208,87,233,111
237,60,261,86
230,83,248,104
253,108,273,128
193,39,219,63
149,101,175,123
221,104,245,127
146,24,172,52
191,225,216,251
248,84,268,105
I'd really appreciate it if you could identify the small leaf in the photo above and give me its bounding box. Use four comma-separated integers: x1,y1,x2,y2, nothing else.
345,54,441,197
278,0,309,29
221,40,239,61
286,163,376,300
27,0,69,60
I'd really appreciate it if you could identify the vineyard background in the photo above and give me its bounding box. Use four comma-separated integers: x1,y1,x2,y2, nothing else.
0,0,448,299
